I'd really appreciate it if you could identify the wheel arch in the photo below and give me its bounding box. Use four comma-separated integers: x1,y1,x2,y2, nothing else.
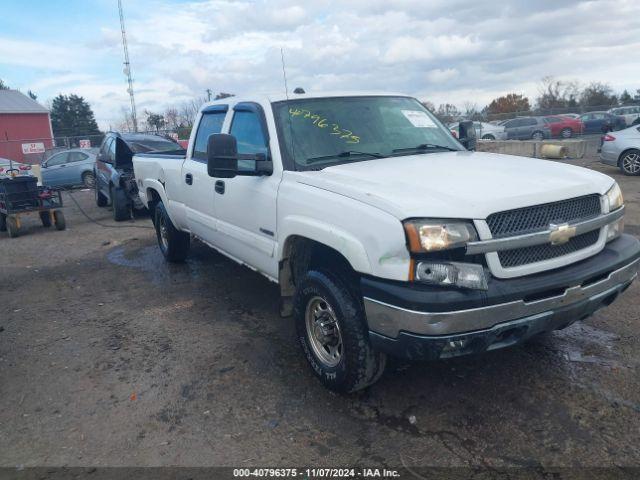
278,233,369,316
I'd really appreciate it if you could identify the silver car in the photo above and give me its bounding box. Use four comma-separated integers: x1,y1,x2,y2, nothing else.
449,121,506,140
600,125,640,176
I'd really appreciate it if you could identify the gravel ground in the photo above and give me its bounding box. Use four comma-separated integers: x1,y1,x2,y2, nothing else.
0,155,638,472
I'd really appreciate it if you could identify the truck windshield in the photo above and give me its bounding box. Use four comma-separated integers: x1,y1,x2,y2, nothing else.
272,96,462,170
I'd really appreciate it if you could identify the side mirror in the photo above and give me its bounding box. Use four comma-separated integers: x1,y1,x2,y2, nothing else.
207,133,239,178
206,133,273,178
458,120,477,151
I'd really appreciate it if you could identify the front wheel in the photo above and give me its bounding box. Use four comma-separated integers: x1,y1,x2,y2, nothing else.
111,186,131,221
53,210,66,230
6,216,20,238
40,211,52,227
154,201,190,262
294,270,386,393
0,213,6,232
619,149,640,176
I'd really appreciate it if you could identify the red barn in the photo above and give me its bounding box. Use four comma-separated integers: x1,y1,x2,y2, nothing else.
0,90,54,165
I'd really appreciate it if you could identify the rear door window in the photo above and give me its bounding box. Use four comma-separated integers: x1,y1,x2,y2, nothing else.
193,111,227,161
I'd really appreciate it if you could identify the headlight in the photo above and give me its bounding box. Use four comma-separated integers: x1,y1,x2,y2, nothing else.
403,219,478,253
606,182,623,211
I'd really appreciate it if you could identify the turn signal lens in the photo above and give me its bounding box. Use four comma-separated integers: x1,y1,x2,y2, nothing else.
603,134,616,142
415,261,488,290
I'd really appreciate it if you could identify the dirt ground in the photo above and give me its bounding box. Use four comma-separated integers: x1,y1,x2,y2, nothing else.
0,154,639,471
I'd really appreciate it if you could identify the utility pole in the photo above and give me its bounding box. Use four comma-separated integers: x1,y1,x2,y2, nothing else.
118,0,138,132
206,89,212,102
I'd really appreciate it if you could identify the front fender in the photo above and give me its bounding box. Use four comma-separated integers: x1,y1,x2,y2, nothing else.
278,215,372,274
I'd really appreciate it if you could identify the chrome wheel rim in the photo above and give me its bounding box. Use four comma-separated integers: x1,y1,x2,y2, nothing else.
622,153,640,174
158,214,169,250
305,296,343,368
561,128,571,138
533,132,543,140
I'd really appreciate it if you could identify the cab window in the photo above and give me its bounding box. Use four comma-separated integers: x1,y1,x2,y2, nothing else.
193,111,227,161
230,110,268,172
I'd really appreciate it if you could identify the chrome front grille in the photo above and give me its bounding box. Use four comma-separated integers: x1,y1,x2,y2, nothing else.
497,230,600,268
487,195,603,269
487,195,601,238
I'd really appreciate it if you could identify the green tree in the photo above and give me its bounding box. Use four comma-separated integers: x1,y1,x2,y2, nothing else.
214,92,234,100
0,79,9,90
50,94,101,137
487,93,531,115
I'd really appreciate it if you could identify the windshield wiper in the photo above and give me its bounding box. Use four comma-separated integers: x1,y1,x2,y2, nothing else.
305,150,385,165
392,143,459,154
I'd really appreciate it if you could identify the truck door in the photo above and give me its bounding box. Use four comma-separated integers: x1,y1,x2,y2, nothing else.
211,102,279,279
181,105,228,242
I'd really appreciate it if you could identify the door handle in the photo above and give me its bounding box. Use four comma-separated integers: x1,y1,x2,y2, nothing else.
215,180,225,194
185,173,193,185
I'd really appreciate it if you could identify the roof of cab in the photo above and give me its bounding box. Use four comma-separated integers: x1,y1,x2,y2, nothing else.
199,91,411,112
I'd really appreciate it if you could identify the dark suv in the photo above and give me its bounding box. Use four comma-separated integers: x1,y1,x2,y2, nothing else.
502,117,552,140
94,132,183,221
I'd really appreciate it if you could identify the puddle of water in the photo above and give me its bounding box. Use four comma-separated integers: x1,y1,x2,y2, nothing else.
106,245,204,286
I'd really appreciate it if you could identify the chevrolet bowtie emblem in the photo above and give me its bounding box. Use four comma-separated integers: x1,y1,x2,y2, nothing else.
549,223,577,245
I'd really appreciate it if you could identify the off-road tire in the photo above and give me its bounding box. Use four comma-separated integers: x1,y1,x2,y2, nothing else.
95,180,108,207
293,270,386,393
53,210,66,230
154,201,190,262
111,186,131,221
0,213,6,232
40,211,52,227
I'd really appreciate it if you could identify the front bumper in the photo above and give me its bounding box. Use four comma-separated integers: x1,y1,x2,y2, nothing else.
363,234,640,360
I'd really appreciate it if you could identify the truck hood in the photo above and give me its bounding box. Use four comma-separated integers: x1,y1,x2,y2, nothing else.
294,151,614,219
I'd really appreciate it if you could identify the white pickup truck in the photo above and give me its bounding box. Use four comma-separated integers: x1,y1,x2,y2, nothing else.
133,92,640,392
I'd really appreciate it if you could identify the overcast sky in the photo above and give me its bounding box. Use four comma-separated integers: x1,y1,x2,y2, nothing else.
1,0,639,129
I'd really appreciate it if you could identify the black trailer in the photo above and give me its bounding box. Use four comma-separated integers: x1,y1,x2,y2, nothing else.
0,175,66,238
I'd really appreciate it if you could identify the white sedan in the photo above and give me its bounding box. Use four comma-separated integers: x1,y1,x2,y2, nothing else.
449,121,507,140
600,125,640,176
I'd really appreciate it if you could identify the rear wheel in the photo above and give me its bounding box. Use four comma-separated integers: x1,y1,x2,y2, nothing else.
294,270,386,393
154,201,190,262
6,216,20,238
560,127,573,138
531,131,545,140
40,211,52,227
111,186,131,221
481,134,495,140
0,213,6,232
95,180,108,207
82,171,95,188
619,149,640,176
53,210,66,230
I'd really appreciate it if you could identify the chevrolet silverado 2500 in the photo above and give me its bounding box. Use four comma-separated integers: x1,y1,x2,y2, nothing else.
133,92,640,392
